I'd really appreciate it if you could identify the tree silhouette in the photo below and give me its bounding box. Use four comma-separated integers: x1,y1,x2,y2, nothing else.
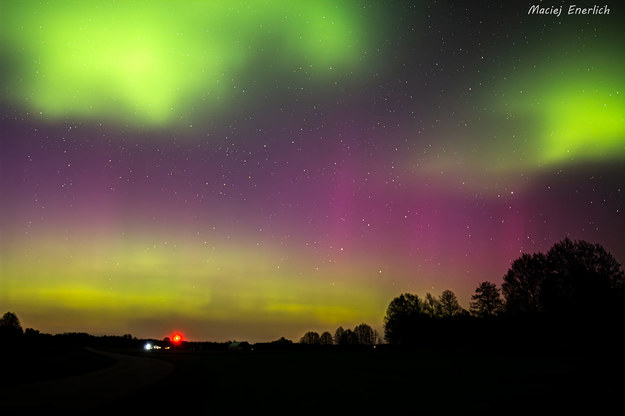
353,323,375,345
334,326,345,344
423,293,442,318
502,238,625,317
0,311,23,338
470,282,503,318
339,328,358,345
24,328,40,337
319,331,333,345
383,293,423,344
439,290,464,318
502,253,548,314
271,337,293,345
545,238,624,315
299,331,320,344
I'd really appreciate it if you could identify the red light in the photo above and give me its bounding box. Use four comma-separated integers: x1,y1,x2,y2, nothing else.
172,333,182,344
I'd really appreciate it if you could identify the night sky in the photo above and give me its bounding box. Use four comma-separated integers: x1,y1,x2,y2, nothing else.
1,1,624,342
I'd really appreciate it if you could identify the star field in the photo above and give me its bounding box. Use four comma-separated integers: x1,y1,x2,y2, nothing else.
1,1,624,342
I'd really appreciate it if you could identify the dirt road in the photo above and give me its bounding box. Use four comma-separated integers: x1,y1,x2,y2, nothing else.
0,348,174,412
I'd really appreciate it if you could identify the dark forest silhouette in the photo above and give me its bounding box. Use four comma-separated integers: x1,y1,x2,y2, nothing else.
382,238,625,349
298,323,381,346
289,238,625,352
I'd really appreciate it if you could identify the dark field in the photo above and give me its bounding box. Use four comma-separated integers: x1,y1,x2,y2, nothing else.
102,346,622,415
1,345,115,387
2,342,623,415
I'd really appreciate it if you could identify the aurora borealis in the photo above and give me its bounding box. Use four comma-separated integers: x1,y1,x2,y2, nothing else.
1,1,624,342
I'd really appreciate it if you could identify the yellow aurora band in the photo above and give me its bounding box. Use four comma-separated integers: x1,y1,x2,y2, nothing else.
1,230,391,340
1,0,367,126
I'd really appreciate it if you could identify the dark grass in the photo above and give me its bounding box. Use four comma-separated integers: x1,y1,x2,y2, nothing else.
0,344,115,387
102,345,624,415
2,340,622,415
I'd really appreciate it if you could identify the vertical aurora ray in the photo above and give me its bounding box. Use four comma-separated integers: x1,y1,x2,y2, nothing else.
1,2,624,342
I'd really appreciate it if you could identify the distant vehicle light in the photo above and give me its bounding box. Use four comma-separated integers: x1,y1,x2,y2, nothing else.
144,343,152,350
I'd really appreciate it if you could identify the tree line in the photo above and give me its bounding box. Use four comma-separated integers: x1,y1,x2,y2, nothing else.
383,238,625,347
0,312,144,349
299,323,382,346
4,238,623,350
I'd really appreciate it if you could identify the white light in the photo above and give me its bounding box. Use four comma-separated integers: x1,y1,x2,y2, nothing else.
144,343,152,350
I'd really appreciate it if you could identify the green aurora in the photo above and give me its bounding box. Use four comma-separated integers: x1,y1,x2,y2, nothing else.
1,0,369,126
1,1,624,342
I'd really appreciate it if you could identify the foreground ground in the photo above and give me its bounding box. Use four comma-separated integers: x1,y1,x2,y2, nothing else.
2,343,623,415
106,345,623,415
0,346,173,412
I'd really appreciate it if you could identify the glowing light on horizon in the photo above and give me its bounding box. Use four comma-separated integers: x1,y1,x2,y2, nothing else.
1,1,623,343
